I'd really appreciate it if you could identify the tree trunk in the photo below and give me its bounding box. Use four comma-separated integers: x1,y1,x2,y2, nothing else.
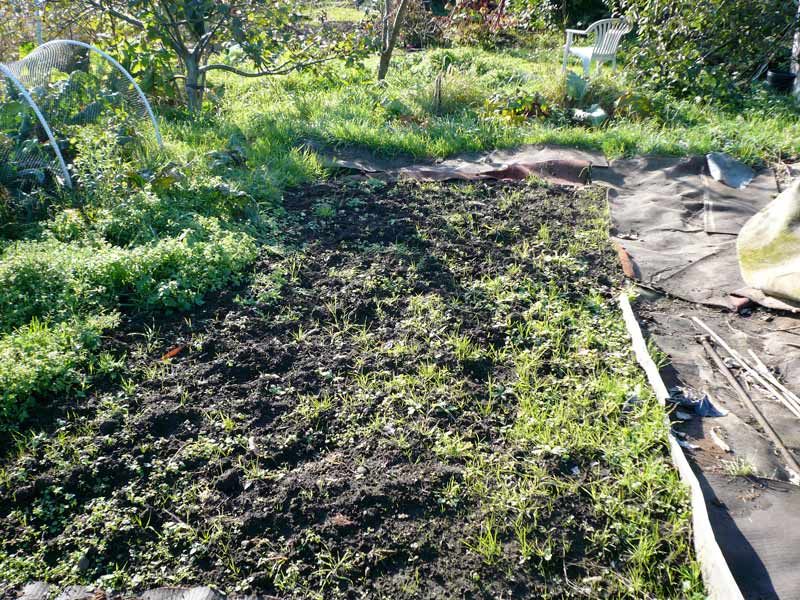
793,0,800,95
377,0,411,81
184,53,205,113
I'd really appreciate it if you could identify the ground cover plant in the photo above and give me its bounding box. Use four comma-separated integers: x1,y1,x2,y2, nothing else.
0,178,703,597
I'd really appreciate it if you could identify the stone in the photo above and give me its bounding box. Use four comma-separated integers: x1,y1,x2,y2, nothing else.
98,418,120,435
214,468,241,494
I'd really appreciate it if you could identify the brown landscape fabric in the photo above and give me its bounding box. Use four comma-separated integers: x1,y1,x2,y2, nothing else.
596,155,800,312
318,144,606,186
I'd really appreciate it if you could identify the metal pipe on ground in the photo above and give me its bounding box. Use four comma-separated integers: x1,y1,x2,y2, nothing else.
698,335,800,477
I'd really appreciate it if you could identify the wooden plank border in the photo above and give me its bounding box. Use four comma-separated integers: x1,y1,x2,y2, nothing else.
618,293,743,600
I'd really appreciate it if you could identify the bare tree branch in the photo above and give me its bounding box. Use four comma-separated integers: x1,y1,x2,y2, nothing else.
84,0,144,29
200,55,341,77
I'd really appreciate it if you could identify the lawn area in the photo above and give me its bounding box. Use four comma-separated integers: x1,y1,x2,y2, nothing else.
1,19,798,597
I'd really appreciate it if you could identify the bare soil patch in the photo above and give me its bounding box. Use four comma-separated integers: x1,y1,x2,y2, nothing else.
0,179,698,598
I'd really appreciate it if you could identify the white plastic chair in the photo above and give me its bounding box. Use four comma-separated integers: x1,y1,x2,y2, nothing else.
562,18,631,77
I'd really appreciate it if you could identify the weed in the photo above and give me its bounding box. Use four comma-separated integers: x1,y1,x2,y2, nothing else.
723,456,756,478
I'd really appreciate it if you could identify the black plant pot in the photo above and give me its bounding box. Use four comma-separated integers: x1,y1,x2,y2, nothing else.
766,70,796,93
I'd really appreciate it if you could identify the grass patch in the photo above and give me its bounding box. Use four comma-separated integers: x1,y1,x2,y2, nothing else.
0,315,118,427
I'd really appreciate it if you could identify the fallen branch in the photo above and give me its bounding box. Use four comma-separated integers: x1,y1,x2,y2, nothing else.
692,317,800,420
748,349,800,413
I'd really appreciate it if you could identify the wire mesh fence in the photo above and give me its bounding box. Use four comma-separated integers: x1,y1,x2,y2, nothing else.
0,39,162,193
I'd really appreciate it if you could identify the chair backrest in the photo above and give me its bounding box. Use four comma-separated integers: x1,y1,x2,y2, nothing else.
587,18,631,59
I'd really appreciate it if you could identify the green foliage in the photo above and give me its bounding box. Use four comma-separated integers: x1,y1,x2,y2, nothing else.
0,98,53,196
506,0,611,29
614,0,797,97
110,34,181,104
127,217,258,310
0,218,256,331
0,115,262,426
366,0,448,49
485,89,554,122
0,314,119,428
87,0,369,111
443,0,523,48
441,0,612,47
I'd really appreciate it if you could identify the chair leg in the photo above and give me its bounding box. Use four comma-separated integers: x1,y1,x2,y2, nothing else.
562,48,569,74
612,57,617,73
582,57,590,78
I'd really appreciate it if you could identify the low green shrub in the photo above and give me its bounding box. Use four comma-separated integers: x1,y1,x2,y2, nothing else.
0,217,257,332
128,216,258,310
0,314,119,428
0,240,125,332
613,0,796,98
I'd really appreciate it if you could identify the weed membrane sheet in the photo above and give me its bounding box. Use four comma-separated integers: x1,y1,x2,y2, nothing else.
606,154,800,599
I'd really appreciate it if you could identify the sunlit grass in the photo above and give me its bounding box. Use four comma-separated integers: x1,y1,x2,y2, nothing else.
206,44,800,166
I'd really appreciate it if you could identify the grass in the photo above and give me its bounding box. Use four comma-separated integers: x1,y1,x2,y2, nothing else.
304,0,367,23
208,43,800,165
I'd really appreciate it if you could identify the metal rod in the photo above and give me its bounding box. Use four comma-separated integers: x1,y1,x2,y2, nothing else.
748,349,800,414
692,317,800,419
0,63,72,188
699,335,800,476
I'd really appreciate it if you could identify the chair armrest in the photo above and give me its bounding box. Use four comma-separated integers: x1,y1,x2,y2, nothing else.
565,28,587,35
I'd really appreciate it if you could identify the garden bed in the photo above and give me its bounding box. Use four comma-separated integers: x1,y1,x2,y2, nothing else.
0,179,702,597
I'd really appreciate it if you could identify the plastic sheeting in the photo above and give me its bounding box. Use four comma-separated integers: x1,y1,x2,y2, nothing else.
315,143,607,186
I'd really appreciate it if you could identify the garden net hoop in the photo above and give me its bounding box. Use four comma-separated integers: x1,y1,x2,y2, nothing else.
0,39,163,190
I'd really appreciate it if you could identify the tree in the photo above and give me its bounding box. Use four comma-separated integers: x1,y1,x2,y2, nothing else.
614,0,797,97
793,0,800,95
377,0,411,80
83,0,366,112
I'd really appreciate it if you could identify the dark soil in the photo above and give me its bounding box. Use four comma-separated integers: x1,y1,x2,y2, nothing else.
0,179,634,598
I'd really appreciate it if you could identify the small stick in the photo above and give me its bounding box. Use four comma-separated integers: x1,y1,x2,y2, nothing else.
692,317,800,419
699,335,800,477
748,349,800,411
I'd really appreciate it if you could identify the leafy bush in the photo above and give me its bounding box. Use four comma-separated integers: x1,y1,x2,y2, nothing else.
613,0,797,97
0,314,119,428
440,0,612,46
506,0,611,29
0,240,124,332
127,216,258,310
0,217,257,331
485,89,554,122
